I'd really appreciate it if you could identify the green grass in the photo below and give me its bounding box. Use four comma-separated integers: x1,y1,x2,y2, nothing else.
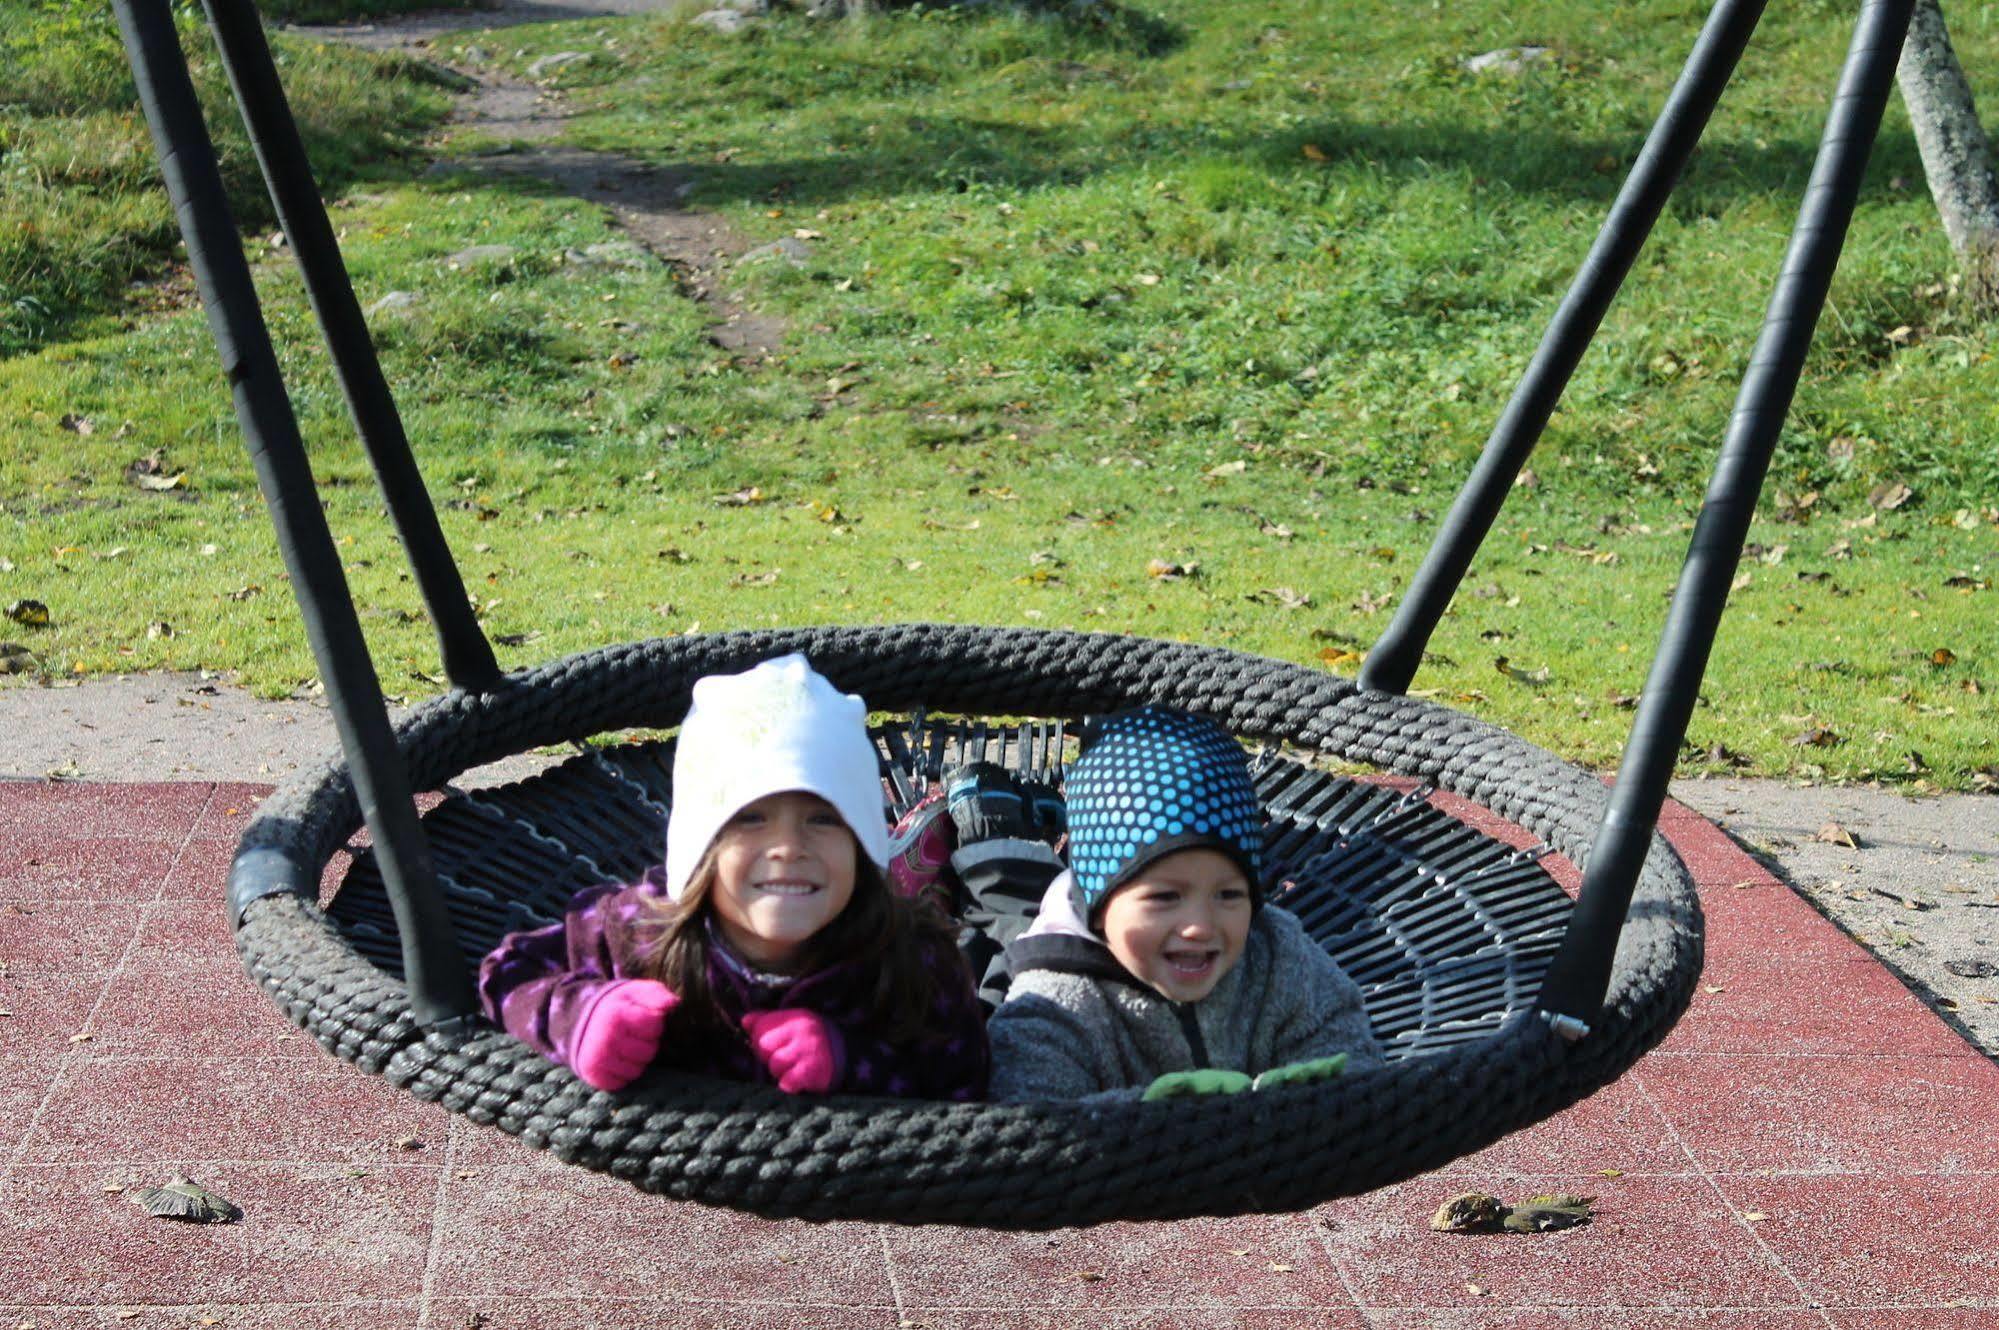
1,0,1995,788
0,0,452,355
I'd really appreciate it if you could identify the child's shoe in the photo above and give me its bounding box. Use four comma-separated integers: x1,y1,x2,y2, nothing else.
886,786,957,908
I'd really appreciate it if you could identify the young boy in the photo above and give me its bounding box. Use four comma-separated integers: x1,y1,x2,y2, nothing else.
981,706,1383,1101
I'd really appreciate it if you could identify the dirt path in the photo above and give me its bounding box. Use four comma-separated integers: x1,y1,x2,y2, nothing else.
295,0,785,356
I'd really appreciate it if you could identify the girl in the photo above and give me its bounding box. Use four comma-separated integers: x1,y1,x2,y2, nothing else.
478,653,990,1100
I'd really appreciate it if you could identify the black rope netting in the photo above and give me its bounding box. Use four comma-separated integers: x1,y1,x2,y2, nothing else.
231,625,1702,1227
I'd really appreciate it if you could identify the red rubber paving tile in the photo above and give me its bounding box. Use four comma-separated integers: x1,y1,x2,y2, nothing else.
158,834,245,901
429,1161,896,1305
1433,1075,1689,1179
0,835,181,902
901,1311,1371,1329
1658,951,1974,1057
0,970,105,1055
1638,1052,1999,1174
0,781,213,839
3,1162,435,1306
1720,1173,1999,1308
0,1055,60,1154
883,1216,1353,1311
427,1301,892,1329
1826,1311,1999,1329
1368,1313,1831,1329
86,963,318,1059
186,784,276,840
21,1055,455,1164
0,899,137,971
1313,1176,1806,1311
0,1314,423,1330
130,896,238,967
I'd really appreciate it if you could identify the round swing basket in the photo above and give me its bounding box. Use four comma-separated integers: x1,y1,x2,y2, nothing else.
230,624,1702,1227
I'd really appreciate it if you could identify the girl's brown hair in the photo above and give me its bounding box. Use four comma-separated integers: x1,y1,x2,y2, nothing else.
627,830,957,1045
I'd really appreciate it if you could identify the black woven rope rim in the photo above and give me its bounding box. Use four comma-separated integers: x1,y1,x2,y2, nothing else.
230,624,1703,1227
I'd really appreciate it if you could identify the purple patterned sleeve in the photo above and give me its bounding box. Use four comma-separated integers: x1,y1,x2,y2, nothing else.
476,880,667,1069
836,937,991,1101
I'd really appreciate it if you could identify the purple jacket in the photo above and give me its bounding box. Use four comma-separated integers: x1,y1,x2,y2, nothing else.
477,874,990,1101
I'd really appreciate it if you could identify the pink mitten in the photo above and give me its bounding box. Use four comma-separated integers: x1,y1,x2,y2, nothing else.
571,980,678,1091
740,1008,841,1094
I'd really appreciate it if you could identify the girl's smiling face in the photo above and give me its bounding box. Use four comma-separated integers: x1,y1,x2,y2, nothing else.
709,791,857,971
1097,848,1252,1002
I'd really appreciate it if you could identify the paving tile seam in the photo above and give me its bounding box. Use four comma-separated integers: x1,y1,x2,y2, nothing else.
4,784,217,1174
1629,1072,1828,1313
1306,1204,1372,1318
876,1225,909,1323
412,1112,463,1330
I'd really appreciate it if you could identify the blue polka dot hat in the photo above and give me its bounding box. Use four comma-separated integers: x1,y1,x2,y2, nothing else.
1063,706,1263,921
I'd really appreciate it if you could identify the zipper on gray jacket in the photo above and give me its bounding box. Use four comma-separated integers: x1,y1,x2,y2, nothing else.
1173,1003,1211,1067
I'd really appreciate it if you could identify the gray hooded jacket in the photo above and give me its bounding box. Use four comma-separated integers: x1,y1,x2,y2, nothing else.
986,872,1384,1101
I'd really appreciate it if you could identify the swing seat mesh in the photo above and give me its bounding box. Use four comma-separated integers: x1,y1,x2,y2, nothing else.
231,623,1702,1227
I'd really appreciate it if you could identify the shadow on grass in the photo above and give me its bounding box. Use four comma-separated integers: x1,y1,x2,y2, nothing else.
475,103,1926,231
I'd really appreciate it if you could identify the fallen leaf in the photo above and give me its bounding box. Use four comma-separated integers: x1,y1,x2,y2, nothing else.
1932,647,1958,666
1740,1210,1769,1223
1868,481,1914,510
1495,656,1552,686
1353,589,1393,614
1146,558,1198,580
129,1176,241,1223
1205,459,1248,478
1431,1193,1506,1233
1301,142,1330,161
6,599,51,628
1467,1282,1489,1297
712,485,767,507
1814,821,1861,849
1247,586,1312,610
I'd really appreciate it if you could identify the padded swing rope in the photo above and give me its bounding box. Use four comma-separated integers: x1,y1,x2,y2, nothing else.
110,0,478,1025
1536,0,1918,1029
191,0,500,694
1359,0,1769,699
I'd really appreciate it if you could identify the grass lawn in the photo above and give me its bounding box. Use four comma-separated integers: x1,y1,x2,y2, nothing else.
1,0,1995,788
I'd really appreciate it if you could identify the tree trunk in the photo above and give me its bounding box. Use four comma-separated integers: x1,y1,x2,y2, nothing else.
1898,0,1999,308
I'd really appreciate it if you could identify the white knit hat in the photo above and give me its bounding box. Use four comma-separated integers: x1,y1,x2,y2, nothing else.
663,653,889,901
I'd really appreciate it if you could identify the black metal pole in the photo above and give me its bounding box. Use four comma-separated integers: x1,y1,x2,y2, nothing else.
194,0,499,693
1536,0,1916,1030
1360,0,1768,696
111,0,477,1025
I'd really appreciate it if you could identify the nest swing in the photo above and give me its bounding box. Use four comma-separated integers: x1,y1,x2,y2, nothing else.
110,0,1915,1225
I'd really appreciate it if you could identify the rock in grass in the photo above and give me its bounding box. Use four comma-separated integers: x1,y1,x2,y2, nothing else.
128,1176,242,1224
691,10,752,33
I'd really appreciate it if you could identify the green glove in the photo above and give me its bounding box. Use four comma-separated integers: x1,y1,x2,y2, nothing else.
1141,1068,1253,1101
1250,1053,1348,1091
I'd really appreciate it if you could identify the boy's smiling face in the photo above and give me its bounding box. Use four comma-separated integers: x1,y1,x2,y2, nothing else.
1097,848,1252,1002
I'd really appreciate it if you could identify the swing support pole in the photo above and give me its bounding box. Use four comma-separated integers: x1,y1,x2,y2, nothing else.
1360,0,1768,696
1536,0,1916,1030
194,0,499,693
110,0,477,1026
